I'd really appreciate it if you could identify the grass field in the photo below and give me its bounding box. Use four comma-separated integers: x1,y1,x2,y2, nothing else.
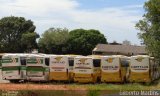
68,79,160,90
69,82,160,90
0,80,160,90
0,80,160,96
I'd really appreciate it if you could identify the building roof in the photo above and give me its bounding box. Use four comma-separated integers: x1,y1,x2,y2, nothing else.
93,44,147,54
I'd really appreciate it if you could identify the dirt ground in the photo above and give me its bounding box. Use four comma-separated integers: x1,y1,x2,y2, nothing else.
0,83,86,90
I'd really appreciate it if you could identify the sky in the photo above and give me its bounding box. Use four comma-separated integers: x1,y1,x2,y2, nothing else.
0,0,147,45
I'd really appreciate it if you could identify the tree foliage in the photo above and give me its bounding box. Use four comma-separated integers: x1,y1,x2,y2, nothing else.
0,16,39,53
38,28,69,54
38,28,107,55
136,0,160,60
21,32,39,52
67,29,107,55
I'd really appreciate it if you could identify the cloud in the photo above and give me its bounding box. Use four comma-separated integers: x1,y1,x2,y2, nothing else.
0,0,144,44
70,7,142,44
0,0,79,16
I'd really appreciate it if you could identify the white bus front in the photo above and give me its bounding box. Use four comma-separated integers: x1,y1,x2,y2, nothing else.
26,55,49,81
129,55,150,82
49,55,69,81
73,57,94,83
2,54,27,82
101,56,120,82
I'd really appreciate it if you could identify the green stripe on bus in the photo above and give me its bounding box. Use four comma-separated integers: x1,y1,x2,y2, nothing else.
2,67,19,71
2,58,18,63
44,67,49,72
26,59,43,64
20,66,26,70
27,67,45,71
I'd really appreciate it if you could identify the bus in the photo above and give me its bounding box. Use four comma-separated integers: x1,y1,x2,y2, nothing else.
1,54,28,83
49,55,80,82
0,53,9,83
128,55,158,83
101,55,129,83
49,55,68,81
73,56,101,83
26,54,49,81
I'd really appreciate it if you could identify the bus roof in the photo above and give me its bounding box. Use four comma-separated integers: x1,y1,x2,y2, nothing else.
102,55,128,58
75,56,92,59
87,55,102,59
2,53,30,57
131,55,150,58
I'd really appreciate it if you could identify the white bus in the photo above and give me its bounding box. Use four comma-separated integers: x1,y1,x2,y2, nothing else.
101,55,129,83
26,54,49,81
129,55,159,83
1,54,29,83
49,55,79,82
49,55,70,81
73,56,101,83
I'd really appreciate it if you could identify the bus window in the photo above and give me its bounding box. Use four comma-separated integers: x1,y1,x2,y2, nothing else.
93,59,101,67
45,58,49,66
21,57,26,65
69,59,74,66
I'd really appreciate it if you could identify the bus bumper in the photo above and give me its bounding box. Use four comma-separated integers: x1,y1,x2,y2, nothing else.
49,72,69,81
27,76,48,81
3,75,22,80
101,72,123,82
74,73,96,83
128,72,151,83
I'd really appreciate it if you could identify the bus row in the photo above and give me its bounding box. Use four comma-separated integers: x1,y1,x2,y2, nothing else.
0,53,159,83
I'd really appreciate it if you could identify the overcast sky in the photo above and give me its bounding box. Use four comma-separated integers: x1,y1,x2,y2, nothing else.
0,0,147,45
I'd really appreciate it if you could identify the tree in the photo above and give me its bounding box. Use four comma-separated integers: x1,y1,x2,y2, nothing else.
38,28,69,54
0,16,39,53
135,0,160,60
21,32,39,52
67,29,107,55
